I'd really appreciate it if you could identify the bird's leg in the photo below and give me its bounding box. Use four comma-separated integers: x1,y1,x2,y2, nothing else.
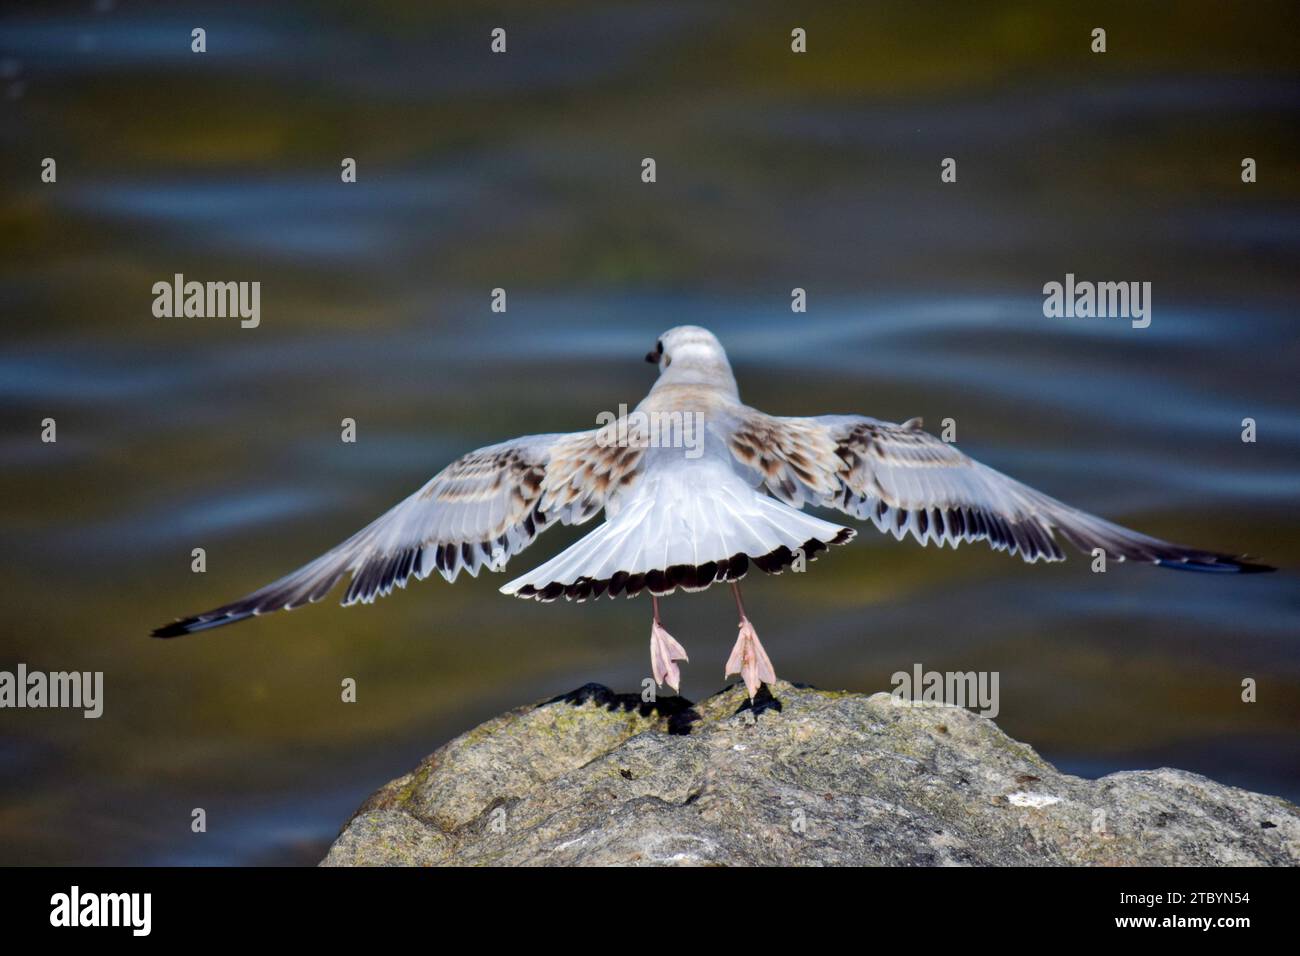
649,594,689,693
725,581,776,701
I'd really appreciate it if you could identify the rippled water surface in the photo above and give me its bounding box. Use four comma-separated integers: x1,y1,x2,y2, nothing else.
2,1,1298,864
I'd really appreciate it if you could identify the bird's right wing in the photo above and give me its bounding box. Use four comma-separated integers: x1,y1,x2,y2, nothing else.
727,410,1269,572
153,429,645,636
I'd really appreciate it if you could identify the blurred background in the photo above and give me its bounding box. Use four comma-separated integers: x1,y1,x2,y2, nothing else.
1,0,1297,864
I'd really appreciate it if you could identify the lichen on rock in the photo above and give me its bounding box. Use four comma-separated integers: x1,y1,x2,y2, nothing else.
321,681,1299,867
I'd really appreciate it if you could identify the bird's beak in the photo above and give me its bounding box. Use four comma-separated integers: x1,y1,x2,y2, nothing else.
645,351,659,364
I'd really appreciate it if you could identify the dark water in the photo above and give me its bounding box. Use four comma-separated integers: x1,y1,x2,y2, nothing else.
1,1,1298,864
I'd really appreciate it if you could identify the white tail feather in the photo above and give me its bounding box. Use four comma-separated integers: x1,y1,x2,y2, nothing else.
501,464,849,595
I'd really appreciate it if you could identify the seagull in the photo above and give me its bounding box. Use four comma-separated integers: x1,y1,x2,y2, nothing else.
154,325,1271,698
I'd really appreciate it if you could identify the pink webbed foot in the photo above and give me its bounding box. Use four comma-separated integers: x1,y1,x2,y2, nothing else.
726,617,776,701
650,619,689,693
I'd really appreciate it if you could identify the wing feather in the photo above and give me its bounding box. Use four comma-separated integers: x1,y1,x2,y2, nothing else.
728,411,1269,573
153,430,644,636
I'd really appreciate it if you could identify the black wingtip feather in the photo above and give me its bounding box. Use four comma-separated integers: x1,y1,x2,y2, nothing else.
151,612,248,638
1155,556,1275,574
151,620,196,638
151,604,265,637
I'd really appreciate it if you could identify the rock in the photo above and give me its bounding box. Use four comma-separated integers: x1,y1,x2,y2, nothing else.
321,681,1299,866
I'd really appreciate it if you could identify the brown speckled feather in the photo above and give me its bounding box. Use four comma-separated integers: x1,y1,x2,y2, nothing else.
729,410,1266,571
153,430,644,635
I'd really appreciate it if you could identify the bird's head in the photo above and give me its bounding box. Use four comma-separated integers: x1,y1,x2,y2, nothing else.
645,326,737,395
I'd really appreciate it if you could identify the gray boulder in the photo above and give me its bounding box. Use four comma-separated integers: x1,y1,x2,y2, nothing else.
321,681,1298,866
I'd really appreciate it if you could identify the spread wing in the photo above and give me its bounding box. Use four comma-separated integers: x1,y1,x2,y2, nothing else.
728,411,1269,572
153,430,645,636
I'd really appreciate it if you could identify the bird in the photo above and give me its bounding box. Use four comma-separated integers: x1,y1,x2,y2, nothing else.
154,325,1271,699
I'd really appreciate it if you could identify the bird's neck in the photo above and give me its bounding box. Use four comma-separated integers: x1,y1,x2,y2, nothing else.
651,363,739,400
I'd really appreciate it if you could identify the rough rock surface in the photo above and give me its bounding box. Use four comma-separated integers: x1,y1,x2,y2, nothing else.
321,682,1299,866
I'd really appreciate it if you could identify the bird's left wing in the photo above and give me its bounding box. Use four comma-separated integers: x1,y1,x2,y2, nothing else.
153,429,644,636
727,410,1268,572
